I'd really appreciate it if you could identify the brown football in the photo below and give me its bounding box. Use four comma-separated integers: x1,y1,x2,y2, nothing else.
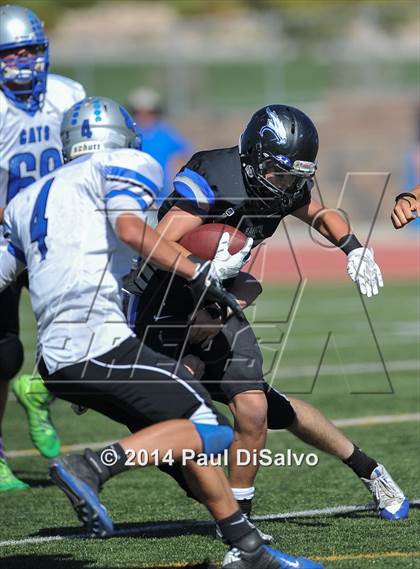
179,223,247,260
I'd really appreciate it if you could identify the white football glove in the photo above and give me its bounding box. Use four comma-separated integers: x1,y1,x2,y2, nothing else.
347,247,384,297
211,232,253,281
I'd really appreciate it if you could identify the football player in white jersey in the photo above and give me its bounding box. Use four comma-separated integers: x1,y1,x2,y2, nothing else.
0,4,85,491
0,96,324,569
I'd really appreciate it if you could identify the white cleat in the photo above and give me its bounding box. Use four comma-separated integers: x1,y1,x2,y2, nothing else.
252,526,273,544
361,464,409,520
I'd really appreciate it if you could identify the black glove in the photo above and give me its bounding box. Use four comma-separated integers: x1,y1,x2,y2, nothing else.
122,269,141,296
187,261,244,321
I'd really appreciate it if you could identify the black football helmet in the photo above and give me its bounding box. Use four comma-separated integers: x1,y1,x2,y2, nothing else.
239,104,319,208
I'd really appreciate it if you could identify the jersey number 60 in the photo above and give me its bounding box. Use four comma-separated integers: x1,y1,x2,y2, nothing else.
7,148,62,203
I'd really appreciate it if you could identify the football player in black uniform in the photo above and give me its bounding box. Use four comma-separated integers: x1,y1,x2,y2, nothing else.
128,105,408,523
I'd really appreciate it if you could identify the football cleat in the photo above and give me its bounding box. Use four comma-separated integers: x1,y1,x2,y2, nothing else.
13,374,61,459
0,457,29,492
222,545,324,568
361,464,409,520
49,453,114,537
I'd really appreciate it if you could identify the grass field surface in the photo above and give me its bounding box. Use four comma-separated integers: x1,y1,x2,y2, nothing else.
1,281,419,568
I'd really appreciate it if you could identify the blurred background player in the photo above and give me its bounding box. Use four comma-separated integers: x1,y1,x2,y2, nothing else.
0,95,324,569
399,107,420,228
391,186,420,229
0,3,85,491
129,104,408,523
128,86,192,203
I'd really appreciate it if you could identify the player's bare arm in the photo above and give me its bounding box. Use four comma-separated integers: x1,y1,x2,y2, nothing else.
292,197,354,246
293,197,384,297
116,213,197,279
156,203,203,255
0,207,4,224
391,185,420,229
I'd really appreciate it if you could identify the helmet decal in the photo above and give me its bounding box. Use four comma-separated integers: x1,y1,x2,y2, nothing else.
61,96,139,161
277,154,292,168
260,107,287,145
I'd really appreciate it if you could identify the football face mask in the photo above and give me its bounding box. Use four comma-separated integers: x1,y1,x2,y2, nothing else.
0,44,49,112
259,156,317,197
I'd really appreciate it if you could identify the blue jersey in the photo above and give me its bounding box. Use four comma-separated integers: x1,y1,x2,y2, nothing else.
138,120,191,200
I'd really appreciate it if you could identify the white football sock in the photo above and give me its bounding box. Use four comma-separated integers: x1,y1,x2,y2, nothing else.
232,486,255,501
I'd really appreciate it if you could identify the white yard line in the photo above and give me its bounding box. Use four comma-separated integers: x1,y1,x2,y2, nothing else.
329,413,420,428
252,500,420,521
0,500,419,548
274,359,419,378
6,412,420,459
6,440,115,458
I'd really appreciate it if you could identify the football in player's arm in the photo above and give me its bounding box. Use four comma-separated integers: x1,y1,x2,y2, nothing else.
136,105,407,523
391,185,420,228
0,4,85,491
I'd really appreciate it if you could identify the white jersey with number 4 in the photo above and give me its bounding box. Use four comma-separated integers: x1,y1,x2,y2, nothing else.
2,148,163,373
0,74,85,249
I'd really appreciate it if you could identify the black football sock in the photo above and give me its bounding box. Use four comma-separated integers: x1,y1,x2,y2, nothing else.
217,509,262,550
84,443,129,485
232,486,255,517
238,498,253,517
343,445,378,479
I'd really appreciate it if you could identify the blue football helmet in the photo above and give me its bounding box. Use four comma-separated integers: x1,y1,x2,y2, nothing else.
0,4,49,114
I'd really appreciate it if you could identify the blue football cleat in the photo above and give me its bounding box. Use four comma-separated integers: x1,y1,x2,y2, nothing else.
361,464,409,520
222,544,324,568
49,454,114,537
263,546,324,568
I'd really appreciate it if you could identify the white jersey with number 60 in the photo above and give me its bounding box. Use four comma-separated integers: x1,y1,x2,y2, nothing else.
0,74,85,250
2,148,163,373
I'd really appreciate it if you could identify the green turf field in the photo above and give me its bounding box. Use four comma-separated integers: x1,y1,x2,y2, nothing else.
1,281,419,568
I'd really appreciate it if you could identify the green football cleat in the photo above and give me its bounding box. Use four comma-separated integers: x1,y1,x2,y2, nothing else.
0,457,29,492
13,374,61,459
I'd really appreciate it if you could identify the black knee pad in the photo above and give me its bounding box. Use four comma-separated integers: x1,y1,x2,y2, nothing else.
0,335,24,382
266,387,296,429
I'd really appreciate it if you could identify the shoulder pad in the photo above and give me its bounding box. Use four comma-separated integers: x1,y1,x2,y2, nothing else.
46,74,86,113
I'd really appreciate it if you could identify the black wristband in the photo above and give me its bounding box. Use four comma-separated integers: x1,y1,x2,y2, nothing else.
395,192,417,203
337,234,362,255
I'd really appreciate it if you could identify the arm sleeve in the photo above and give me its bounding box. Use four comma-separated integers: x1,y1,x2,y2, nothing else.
173,167,215,213
98,149,163,232
105,191,157,233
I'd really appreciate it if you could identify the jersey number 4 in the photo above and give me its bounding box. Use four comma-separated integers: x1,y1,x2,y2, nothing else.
7,148,62,203
30,177,54,261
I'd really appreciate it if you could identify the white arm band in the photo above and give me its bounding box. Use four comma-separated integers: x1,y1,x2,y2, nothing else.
106,194,149,232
